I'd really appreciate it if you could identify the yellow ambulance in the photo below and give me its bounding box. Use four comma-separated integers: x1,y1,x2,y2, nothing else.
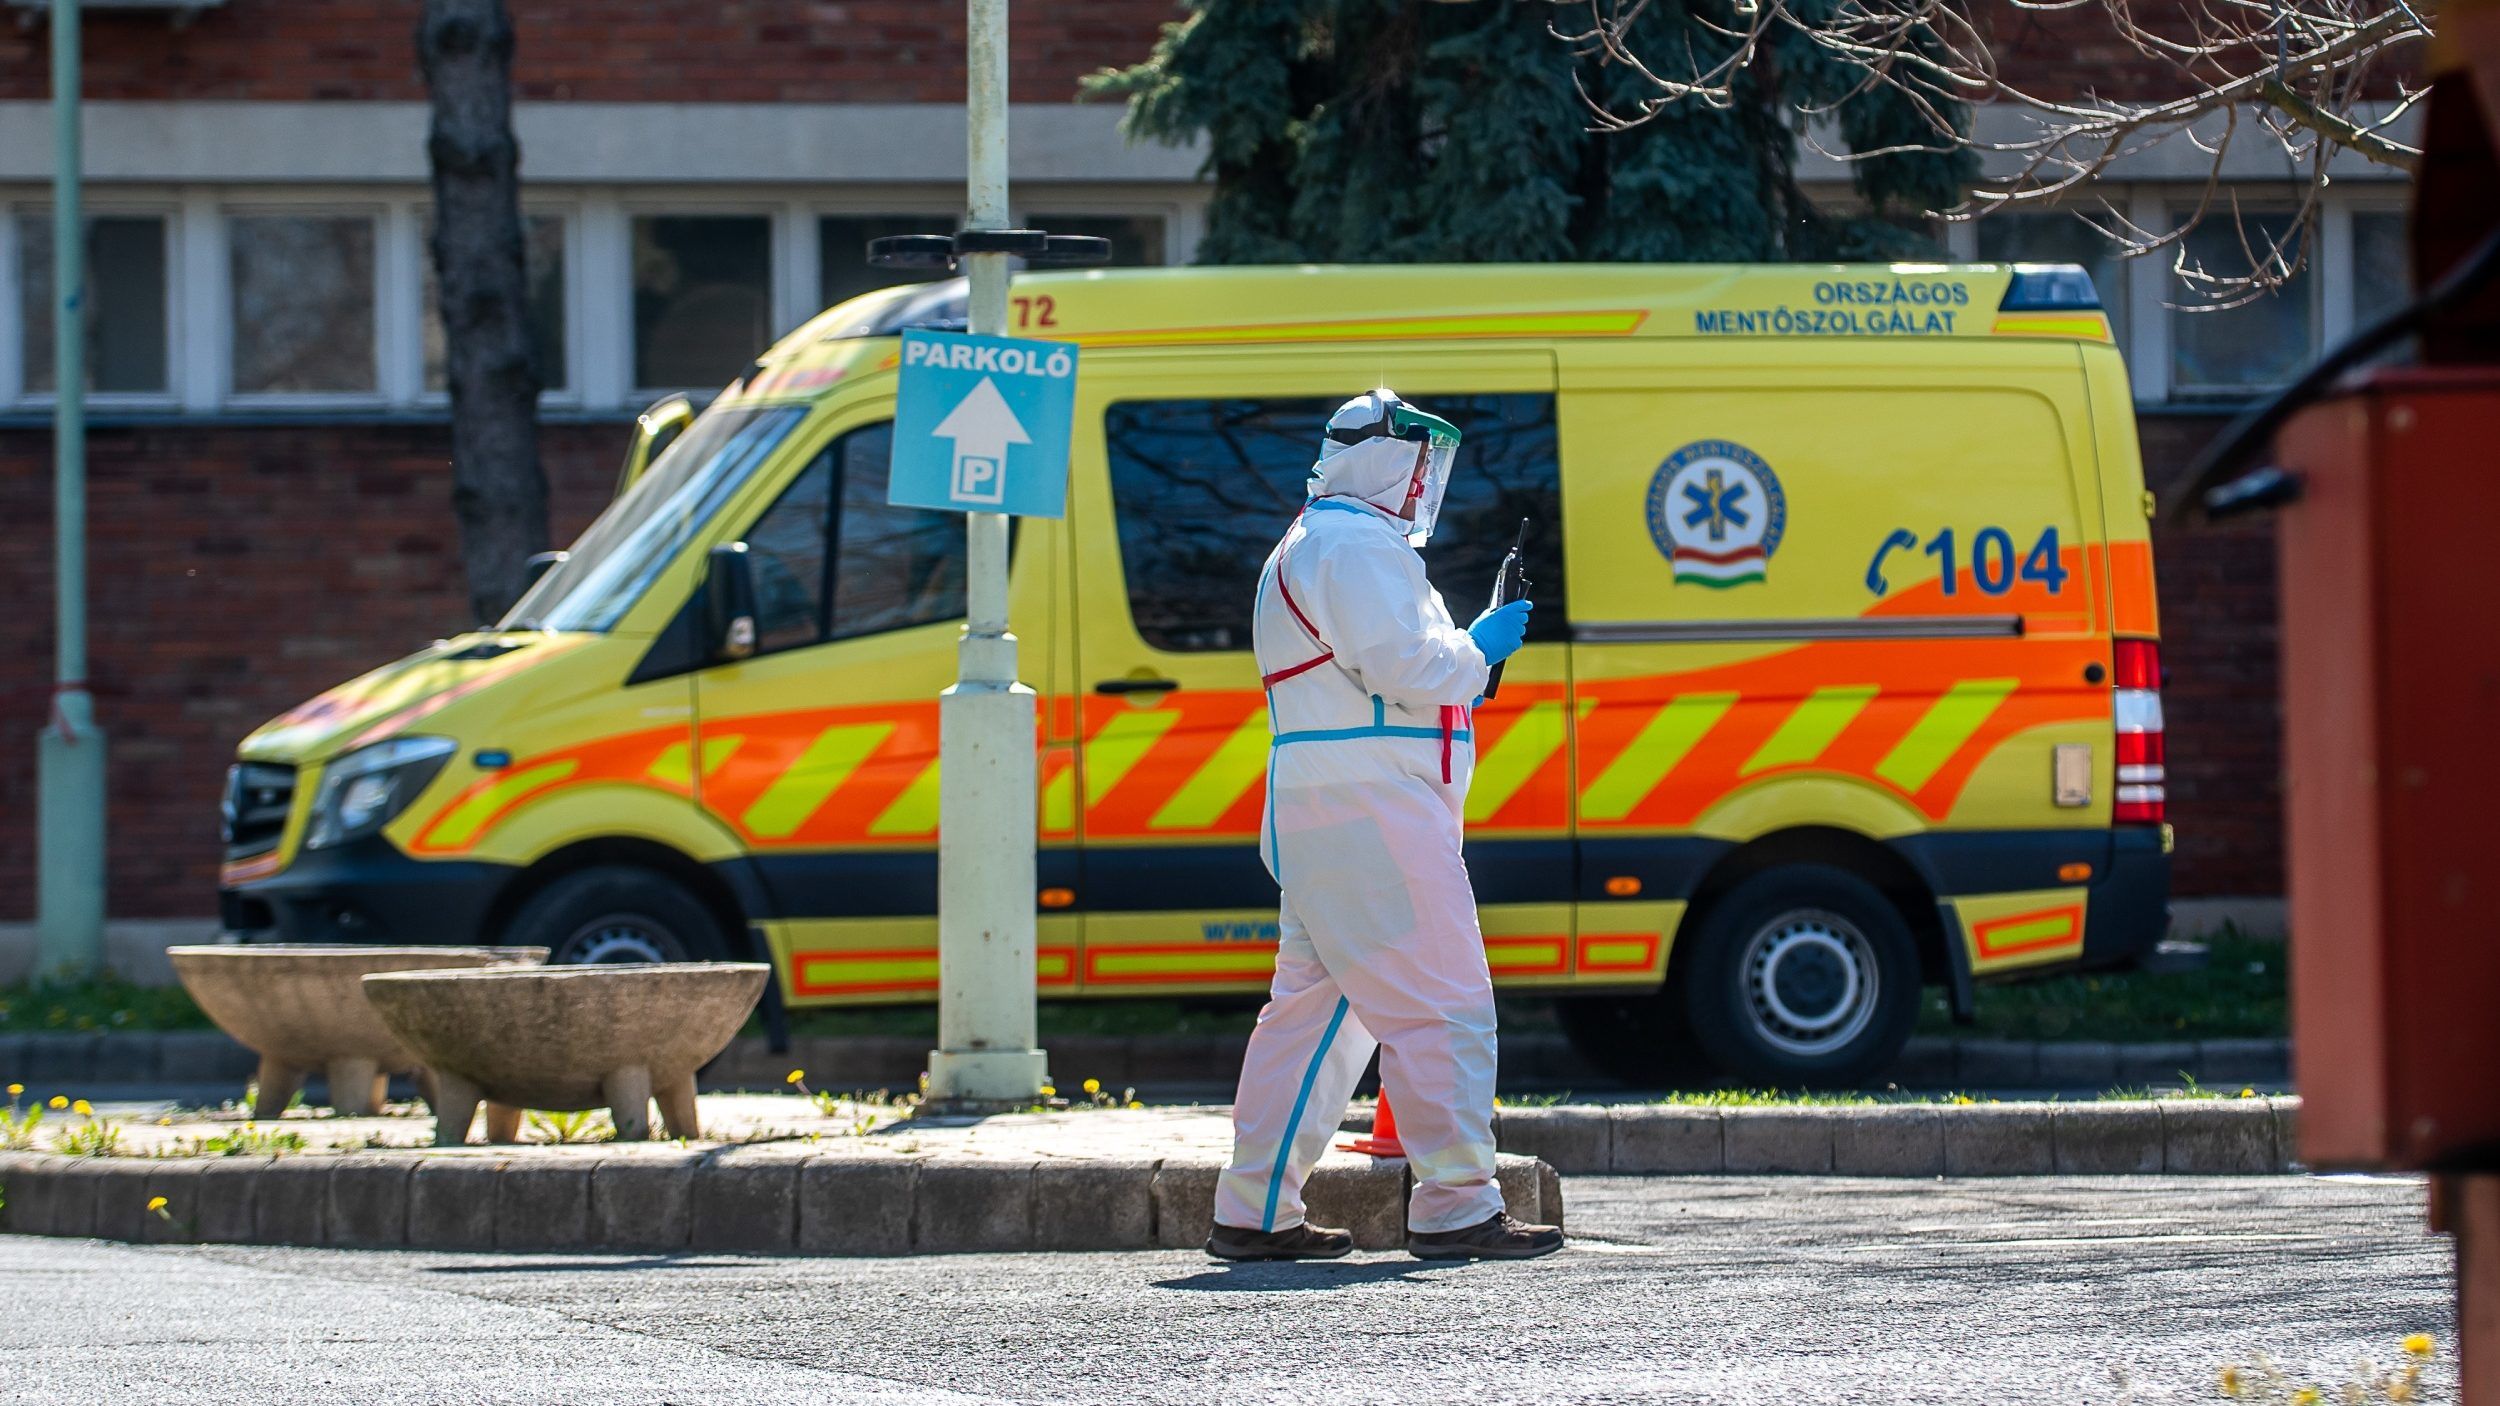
217,263,2170,1085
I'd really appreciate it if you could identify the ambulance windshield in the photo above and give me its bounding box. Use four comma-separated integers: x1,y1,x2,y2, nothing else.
502,404,807,634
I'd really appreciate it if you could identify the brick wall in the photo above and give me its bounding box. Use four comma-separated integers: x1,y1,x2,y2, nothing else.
0,409,2282,921
0,0,2240,107
0,0,1181,104
2137,411,2285,899
0,419,620,920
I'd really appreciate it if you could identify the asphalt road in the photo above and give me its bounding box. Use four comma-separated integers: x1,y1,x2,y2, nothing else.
0,1174,2451,1405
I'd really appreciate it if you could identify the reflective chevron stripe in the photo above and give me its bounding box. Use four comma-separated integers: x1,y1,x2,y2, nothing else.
1875,679,2019,794
1741,685,1880,776
1148,711,1269,831
1465,699,1572,824
1578,693,1735,822
741,723,895,839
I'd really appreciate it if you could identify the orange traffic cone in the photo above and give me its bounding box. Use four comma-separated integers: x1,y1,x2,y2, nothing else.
1338,1089,1406,1158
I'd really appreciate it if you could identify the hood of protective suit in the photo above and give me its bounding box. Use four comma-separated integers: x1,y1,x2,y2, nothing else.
1309,435,1425,519
1307,388,1461,545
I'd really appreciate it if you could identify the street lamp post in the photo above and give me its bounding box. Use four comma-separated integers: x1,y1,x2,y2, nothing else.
923,0,1048,1107
37,0,106,979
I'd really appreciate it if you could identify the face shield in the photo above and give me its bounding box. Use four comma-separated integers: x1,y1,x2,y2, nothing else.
1320,391,1464,546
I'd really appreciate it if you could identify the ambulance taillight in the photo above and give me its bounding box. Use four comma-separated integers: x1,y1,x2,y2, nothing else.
2111,638,2166,825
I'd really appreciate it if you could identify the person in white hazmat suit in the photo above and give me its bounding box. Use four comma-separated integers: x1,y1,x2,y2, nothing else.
1206,390,1563,1262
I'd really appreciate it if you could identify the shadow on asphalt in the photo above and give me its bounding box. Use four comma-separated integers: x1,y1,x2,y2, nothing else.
422,1256,751,1275
1154,1258,1470,1292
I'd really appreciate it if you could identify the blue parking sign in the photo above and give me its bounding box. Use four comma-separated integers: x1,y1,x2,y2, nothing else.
889,329,1079,519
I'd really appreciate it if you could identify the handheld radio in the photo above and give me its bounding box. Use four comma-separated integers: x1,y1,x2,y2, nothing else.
1481,518,1532,701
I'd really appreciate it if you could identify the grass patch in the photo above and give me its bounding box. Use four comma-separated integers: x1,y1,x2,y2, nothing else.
1914,930,2284,1043
0,975,209,1034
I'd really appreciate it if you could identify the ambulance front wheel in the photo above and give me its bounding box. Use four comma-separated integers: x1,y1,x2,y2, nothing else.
1680,866,1922,1088
508,865,732,966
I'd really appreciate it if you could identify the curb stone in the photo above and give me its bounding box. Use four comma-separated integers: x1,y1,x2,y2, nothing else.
1832,1106,1945,1176
593,1155,697,1252
0,1148,1560,1256
7,1030,2291,1092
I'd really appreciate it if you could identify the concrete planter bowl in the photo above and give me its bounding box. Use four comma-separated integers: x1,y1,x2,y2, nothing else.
361,962,769,1145
167,944,548,1117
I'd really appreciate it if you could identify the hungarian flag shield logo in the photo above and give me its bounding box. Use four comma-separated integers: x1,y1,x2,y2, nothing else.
1645,440,1787,588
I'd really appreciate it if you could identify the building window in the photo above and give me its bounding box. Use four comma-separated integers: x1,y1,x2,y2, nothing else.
2353,210,2410,322
1975,211,2128,354
1026,214,1167,267
422,213,569,394
17,212,169,395
632,214,772,391
1101,394,1561,653
819,215,954,313
229,213,378,394
2169,211,2315,397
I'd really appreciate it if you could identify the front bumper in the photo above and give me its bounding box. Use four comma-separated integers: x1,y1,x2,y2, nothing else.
219,836,517,946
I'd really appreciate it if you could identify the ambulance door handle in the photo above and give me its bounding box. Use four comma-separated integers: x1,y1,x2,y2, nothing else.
1094,677,1179,696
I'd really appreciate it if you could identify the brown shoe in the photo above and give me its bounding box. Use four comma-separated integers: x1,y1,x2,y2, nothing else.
1206,1221,1356,1261
1407,1212,1565,1261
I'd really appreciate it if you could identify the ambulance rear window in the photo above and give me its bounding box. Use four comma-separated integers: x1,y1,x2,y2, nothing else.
1103,394,1564,653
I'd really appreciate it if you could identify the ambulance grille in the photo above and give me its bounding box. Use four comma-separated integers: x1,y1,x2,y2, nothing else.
221,762,295,858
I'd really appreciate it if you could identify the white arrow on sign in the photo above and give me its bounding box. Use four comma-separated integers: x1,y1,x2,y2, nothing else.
933,376,1031,506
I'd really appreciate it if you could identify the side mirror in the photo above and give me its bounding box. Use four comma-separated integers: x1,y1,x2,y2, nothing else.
706,542,759,662
522,550,569,590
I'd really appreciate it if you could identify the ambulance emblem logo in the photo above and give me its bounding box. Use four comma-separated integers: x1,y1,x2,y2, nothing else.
1646,440,1787,589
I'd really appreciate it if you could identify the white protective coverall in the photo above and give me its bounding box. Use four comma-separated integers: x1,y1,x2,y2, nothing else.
1211,431,1505,1236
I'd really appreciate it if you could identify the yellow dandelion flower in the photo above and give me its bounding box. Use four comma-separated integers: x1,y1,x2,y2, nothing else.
1082,1078,1100,1095
2239,1087,2256,1099
157,1117,171,1126
72,1099,92,1117
6,1083,20,1097
2403,1333,2435,1360
2219,1365,2245,1398
48,1095,67,1110
146,1196,168,1212
1039,1084,1056,1098
786,1069,805,1085
1128,1100,1143,1110
2290,1388,2320,1406
1952,1094,1975,1106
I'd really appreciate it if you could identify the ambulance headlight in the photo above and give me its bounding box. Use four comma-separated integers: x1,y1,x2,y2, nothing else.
304,737,458,850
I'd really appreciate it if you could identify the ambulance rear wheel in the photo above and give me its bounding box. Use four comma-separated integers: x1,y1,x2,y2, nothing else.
1680,866,1920,1088
510,866,730,966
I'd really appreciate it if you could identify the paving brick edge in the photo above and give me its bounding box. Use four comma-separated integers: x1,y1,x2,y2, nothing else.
1475,1097,2303,1175
0,1149,1558,1257
0,1029,2292,1092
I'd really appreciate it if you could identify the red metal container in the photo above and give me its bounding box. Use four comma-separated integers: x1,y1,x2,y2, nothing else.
2275,367,2500,1171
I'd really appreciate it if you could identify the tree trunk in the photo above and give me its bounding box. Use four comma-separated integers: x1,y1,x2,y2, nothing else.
419,0,548,626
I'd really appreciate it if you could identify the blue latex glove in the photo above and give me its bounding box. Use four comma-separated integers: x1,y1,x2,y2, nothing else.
1467,599,1533,666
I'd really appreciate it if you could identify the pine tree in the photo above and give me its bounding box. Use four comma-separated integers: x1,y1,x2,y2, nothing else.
1087,0,1976,264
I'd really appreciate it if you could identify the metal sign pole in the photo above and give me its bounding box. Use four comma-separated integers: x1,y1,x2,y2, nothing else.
925,0,1046,1106
37,0,105,979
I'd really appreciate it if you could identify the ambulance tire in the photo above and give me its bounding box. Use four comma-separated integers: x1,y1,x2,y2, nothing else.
1553,990,1712,1088
511,866,731,967
1679,866,1921,1088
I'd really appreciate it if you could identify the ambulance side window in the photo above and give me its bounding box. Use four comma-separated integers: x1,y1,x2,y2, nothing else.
828,423,967,640
1102,393,1562,652
730,421,967,656
744,458,832,653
